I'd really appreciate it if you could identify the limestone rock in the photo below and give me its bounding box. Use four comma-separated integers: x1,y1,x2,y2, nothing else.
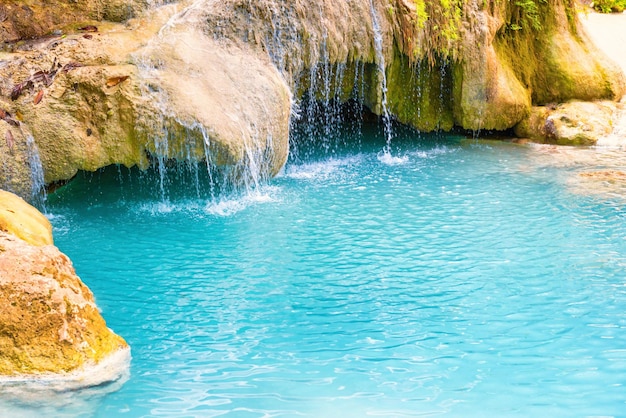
0,229,128,378
453,4,531,131
0,190,52,246
515,101,617,146
0,2,291,198
2,0,625,201
0,0,148,43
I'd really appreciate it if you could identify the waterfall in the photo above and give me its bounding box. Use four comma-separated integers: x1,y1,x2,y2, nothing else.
368,0,394,156
131,0,285,205
131,1,225,203
25,135,46,209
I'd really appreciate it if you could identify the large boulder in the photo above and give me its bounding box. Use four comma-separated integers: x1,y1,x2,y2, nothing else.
515,101,619,145
0,191,128,386
0,2,291,199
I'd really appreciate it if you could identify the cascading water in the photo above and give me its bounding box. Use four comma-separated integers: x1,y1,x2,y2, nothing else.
25,135,46,209
596,103,626,148
130,0,280,209
368,0,397,161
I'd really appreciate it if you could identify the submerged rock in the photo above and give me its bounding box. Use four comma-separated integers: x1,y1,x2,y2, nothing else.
0,191,128,386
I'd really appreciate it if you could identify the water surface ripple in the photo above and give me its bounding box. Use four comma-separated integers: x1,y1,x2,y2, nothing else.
21,136,626,417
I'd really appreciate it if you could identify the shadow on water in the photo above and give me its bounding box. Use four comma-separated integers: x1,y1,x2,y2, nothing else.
48,104,468,211
289,99,465,164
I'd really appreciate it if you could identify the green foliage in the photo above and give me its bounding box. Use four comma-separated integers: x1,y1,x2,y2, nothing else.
593,0,626,13
421,0,463,60
513,0,546,31
413,0,428,29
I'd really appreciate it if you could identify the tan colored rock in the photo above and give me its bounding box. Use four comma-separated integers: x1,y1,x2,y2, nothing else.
2,0,625,201
515,101,617,146
0,1,291,197
0,229,128,377
0,190,52,246
136,21,292,177
453,4,531,130
0,0,147,43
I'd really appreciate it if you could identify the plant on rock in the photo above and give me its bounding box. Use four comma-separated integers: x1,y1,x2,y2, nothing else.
592,0,626,13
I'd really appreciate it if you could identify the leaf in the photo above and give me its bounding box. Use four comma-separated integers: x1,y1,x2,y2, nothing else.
34,90,44,105
10,83,24,101
5,129,14,151
78,25,98,32
31,70,47,83
0,109,19,127
106,76,129,88
62,62,84,73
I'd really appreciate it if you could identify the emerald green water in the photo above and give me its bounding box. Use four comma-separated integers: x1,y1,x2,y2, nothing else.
11,127,626,417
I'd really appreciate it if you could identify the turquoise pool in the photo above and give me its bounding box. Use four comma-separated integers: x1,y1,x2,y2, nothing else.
16,126,626,417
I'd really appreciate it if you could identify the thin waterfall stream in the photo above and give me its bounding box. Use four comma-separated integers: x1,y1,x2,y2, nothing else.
2,2,626,416
25,134,46,209
368,0,406,165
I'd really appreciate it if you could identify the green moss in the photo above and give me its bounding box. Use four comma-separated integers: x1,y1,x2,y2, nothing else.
593,0,626,13
413,0,428,29
386,49,454,131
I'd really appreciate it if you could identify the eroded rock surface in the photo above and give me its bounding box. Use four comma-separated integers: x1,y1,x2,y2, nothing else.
0,0,624,201
515,101,619,145
0,191,128,382
0,1,291,196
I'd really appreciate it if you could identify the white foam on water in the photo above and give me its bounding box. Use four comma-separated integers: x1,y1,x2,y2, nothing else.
135,199,204,216
377,151,408,166
205,186,281,217
44,212,71,236
0,347,130,410
283,155,363,180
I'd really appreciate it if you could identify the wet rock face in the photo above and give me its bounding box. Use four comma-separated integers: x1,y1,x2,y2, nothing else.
1,0,624,202
0,2,292,201
0,191,128,377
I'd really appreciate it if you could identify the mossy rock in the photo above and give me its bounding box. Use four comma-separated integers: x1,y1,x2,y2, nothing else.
0,230,128,376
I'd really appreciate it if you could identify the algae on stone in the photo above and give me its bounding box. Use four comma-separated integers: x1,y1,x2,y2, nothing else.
2,0,625,200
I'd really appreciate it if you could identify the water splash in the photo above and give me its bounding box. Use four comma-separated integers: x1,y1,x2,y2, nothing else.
205,185,280,217
377,151,408,165
368,0,394,156
133,2,272,204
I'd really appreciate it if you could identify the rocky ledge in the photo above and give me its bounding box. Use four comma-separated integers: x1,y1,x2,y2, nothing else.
1,0,625,202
